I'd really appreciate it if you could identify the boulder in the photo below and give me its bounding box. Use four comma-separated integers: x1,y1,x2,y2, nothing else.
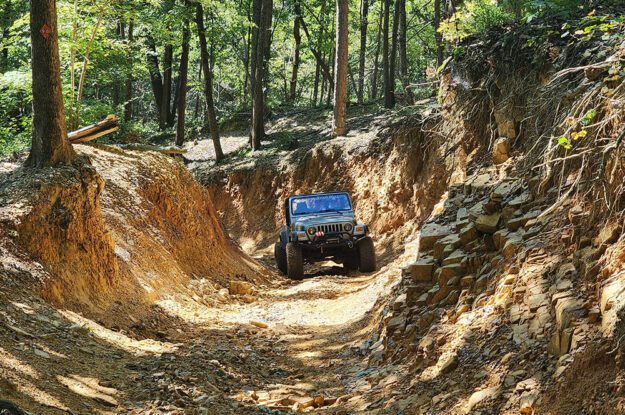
459,223,478,245
393,293,407,311
442,289,460,306
433,234,461,260
442,250,465,266
554,297,586,330
466,173,493,195
493,137,511,164
229,280,254,296
436,264,463,288
406,285,428,305
420,223,452,250
593,221,622,247
466,386,501,413
502,234,523,259
404,257,436,282
475,213,501,234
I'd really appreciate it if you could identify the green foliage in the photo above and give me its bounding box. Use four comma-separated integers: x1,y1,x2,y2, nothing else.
0,71,31,156
439,0,516,41
557,135,572,149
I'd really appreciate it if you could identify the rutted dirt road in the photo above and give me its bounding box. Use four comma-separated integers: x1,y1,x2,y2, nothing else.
0,246,404,414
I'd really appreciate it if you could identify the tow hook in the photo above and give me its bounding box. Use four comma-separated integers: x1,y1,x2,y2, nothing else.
348,241,354,249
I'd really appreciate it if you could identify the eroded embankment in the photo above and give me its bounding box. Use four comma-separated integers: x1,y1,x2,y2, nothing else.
345,10,625,415
193,114,474,259
0,145,267,325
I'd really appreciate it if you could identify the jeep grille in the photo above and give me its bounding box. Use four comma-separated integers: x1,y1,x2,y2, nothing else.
319,223,344,234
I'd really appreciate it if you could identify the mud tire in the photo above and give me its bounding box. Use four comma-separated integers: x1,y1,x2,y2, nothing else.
358,237,377,273
343,250,360,272
274,242,288,275
286,242,304,280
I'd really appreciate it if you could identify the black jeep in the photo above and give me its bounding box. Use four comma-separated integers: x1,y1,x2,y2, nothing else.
274,192,376,279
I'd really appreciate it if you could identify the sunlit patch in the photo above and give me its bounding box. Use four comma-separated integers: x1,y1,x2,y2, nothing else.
57,375,119,407
32,342,68,359
295,350,322,359
0,348,67,410
59,310,178,355
11,301,35,315
0,346,40,379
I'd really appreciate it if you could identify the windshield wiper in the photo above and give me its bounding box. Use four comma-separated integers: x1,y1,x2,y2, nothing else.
318,209,347,214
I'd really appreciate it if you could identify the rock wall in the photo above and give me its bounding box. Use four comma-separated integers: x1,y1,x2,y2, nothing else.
353,12,625,414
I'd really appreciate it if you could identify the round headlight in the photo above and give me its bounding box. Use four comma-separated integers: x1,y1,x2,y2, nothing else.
307,227,317,235
344,223,354,232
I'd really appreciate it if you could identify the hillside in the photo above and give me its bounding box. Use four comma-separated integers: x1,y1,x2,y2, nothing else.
0,4,624,415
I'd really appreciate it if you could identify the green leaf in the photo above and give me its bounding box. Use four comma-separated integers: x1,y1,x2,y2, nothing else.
558,136,572,149
581,109,597,126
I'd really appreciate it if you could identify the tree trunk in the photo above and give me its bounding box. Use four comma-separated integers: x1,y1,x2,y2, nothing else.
326,44,335,107
312,59,320,105
289,0,302,103
161,44,173,129
124,20,134,122
250,0,272,150
0,1,10,71
388,0,400,107
146,37,164,119
333,0,348,136
175,18,190,147
434,0,443,66
196,3,224,162
357,0,368,104
300,13,333,92
382,0,393,108
27,0,76,167
398,0,407,78
371,0,383,100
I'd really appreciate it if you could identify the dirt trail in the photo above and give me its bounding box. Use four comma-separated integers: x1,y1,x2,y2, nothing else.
0,229,405,415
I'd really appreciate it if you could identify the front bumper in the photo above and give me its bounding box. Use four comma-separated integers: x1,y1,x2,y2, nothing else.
291,232,367,249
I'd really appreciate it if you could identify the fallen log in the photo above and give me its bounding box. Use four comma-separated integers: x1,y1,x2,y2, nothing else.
69,115,119,143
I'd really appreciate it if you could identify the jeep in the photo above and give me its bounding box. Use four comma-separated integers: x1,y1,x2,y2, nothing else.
274,192,376,279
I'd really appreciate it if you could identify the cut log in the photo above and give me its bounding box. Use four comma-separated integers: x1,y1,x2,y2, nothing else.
68,115,119,143
71,127,119,144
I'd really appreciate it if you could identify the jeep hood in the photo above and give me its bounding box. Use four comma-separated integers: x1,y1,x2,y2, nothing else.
292,213,356,227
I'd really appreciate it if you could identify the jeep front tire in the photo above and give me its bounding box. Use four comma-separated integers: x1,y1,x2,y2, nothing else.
286,242,304,280
358,237,376,272
274,242,288,274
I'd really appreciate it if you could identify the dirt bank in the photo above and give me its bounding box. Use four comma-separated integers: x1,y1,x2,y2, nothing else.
193,107,468,260
0,145,267,326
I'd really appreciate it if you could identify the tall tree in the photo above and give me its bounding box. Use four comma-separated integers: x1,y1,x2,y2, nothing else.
357,0,368,104
124,20,134,122
146,37,164,118
27,0,76,167
289,0,302,102
161,44,174,129
398,0,407,79
388,0,400,107
382,0,393,108
175,17,190,146
333,0,348,136
434,0,443,66
371,0,383,100
250,0,273,150
195,2,224,162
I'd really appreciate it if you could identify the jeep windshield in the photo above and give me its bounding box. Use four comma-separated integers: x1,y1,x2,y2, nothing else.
290,193,352,216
